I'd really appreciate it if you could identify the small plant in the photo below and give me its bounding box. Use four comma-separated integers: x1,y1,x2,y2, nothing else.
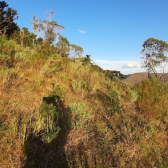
127,90,139,104
51,85,65,100
51,53,61,59
33,103,60,142
71,79,86,94
0,66,15,84
109,73,120,81
107,91,121,117
42,63,49,71
33,85,65,141
69,102,88,129
49,61,63,73
33,75,43,90
40,104,60,140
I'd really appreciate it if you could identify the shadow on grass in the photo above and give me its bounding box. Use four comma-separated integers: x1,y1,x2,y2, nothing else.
23,95,71,168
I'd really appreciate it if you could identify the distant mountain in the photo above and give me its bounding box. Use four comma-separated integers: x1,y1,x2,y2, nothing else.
117,74,131,80
120,72,168,84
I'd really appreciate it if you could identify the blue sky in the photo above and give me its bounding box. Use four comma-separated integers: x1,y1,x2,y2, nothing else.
6,0,168,75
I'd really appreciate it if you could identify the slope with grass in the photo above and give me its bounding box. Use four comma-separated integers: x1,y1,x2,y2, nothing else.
0,35,168,168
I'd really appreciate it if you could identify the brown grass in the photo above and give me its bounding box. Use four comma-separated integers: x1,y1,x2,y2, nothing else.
0,39,168,167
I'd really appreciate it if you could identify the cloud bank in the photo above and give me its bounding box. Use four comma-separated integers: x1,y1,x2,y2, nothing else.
92,59,145,75
122,63,141,68
78,29,85,33
93,60,142,67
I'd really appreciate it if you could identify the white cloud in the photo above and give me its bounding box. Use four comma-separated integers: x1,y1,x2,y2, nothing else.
93,60,142,68
92,59,146,75
122,63,141,68
132,71,138,73
78,29,85,33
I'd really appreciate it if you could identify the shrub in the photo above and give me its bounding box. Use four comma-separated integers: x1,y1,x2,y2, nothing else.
127,90,139,104
134,77,168,119
108,91,121,116
69,102,88,129
37,103,60,142
0,36,16,67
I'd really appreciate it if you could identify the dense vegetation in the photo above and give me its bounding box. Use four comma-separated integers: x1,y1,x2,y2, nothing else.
0,1,168,167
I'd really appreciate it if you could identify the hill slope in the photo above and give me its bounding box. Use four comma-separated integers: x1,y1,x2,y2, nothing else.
121,72,168,84
0,37,168,168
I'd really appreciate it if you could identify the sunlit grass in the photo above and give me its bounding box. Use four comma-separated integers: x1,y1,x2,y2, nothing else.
0,39,167,167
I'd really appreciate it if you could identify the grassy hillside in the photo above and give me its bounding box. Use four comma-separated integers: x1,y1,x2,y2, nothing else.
0,36,168,168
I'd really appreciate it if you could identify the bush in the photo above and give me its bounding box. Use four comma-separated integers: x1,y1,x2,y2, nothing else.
128,90,139,104
134,77,168,119
0,36,16,67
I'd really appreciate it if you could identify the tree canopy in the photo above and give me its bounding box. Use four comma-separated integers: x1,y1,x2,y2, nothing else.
141,38,168,81
30,9,65,44
0,1,20,37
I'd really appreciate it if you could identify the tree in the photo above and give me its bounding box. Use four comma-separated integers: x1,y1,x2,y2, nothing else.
30,9,64,44
11,27,37,48
103,70,126,80
0,1,20,37
141,38,168,82
56,34,70,57
69,44,84,58
20,27,29,47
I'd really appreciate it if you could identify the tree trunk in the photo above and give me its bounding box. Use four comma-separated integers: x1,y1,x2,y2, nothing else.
3,27,6,36
148,72,152,79
33,38,35,47
20,30,25,47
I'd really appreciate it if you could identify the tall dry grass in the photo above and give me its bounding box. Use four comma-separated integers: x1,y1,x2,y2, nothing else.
0,37,167,167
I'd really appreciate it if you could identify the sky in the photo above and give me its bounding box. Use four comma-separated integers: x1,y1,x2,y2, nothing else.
5,0,168,75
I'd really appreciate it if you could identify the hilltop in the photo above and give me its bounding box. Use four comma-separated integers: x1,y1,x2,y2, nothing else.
0,2,168,167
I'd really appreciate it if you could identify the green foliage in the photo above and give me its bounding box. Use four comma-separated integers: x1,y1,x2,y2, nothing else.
0,36,16,66
84,54,91,62
134,77,168,119
33,76,43,90
33,86,65,142
32,103,61,142
15,47,36,63
69,102,88,129
110,74,120,81
49,61,63,73
70,44,84,58
51,85,65,99
108,91,121,116
72,78,87,94
31,10,65,44
141,38,168,81
29,86,65,144
51,53,61,59
104,70,126,81
91,63,103,72
56,34,70,57
0,66,15,84
0,1,20,37
127,90,139,104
